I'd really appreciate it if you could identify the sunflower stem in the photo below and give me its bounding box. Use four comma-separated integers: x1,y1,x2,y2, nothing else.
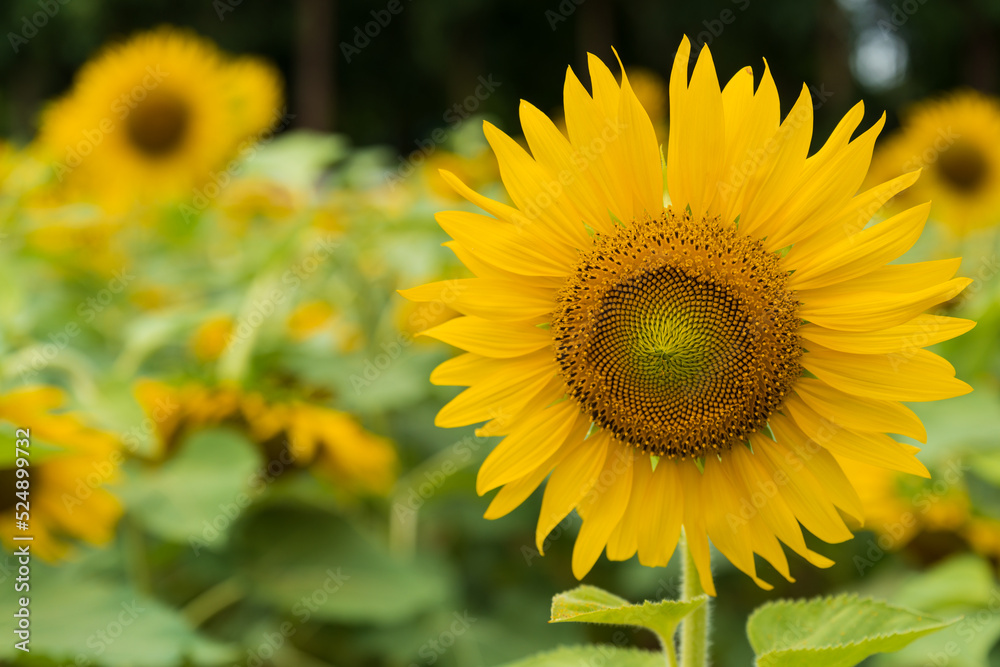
679,531,710,667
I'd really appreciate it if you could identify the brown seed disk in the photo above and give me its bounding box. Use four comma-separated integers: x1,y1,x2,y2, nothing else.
551,209,802,460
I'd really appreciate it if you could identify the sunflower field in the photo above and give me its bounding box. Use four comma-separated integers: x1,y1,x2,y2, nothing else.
2,1,1000,666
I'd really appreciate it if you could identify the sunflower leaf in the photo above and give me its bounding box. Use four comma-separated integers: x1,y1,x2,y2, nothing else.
493,645,663,666
549,585,706,647
747,594,956,667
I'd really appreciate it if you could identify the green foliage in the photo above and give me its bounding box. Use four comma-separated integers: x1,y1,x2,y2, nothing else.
119,428,261,546
868,556,1000,667
550,584,706,647
494,645,664,667
231,504,455,625
0,559,235,667
747,594,956,667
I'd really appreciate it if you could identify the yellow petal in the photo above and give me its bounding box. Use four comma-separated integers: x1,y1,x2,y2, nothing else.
636,457,684,567
803,344,972,402
573,440,634,578
782,394,930,478
677,462,717,596
519,100,616,234
792,377,927,442
436,210,574,277
483,121,592,249
798,314,975,354
668,42,724,219
769,412,864,521
752,432,853,544
399,278,556,322
616,51,664,216
419,316,552,358
536,428,609,553
435,354,556,428
798,277,971,332
606,450,653,561
788,202,930,290
476,400,584,494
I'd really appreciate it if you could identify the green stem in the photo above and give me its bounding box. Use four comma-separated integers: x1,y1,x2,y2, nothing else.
664,635,679,667
182,577,245,627
680,532,710,667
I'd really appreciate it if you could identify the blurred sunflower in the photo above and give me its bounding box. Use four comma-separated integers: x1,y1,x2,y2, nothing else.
842,458,1000,567
286,301,335,341
402,39,974,593
134,380,397,496
0,386,122,561
867,90,1000,235
36,27,284,211
189,315,235,362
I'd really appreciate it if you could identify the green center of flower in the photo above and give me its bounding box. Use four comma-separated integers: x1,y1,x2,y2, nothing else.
552,210,802,460
937,142,989,193
126,90,191,157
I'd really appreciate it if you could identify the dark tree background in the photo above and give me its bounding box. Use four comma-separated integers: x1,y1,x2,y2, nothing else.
2,0,999,152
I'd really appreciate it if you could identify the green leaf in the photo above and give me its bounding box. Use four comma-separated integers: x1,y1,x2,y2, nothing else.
118,428,261,547
748,594,956,667
550,584,706,647
232,503,454,625
0,560,235,667
864,555,1000,667
893,554,995,613
493,645,664,666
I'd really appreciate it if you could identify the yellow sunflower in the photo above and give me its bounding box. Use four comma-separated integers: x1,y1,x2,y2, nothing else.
867,90,1000,235
189,315,235,362
401,39,975,593
0,386,122,561
36,27,284,211
134,380,397,496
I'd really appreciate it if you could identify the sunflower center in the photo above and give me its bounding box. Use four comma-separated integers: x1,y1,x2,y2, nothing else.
937,142,989,193
126,90,190,157
552,210,802,460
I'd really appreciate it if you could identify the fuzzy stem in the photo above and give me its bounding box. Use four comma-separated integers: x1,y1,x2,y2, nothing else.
680,531,710,667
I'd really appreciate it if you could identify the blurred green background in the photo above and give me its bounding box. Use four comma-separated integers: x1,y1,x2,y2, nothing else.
1,1,1000,666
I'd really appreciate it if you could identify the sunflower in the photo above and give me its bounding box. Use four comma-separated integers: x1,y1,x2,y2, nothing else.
189,315,235,362
134,380,397,496
0,386,122,561
401,39,975,593
841,457,1000,566
866,90,1000,235
36,27,284,211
